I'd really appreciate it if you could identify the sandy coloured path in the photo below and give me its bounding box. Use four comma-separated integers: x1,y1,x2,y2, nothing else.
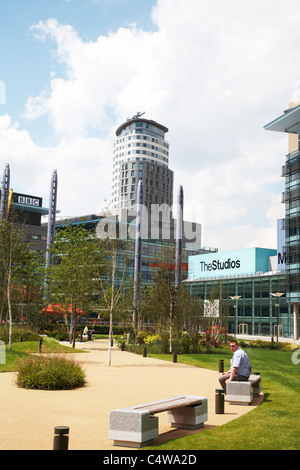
0,340,263,450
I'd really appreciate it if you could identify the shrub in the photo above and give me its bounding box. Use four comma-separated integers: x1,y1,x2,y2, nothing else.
16,355,86,390
0,326,41,344
181,332,191,354
91,325,134,335
48,331,70,342
144,334,161,345
115,335,126,347
136,330,149,344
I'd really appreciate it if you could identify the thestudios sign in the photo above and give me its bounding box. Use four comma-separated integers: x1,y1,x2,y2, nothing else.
188,247,277,279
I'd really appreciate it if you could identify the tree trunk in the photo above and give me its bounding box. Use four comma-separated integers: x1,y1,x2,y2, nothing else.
7,271,12,350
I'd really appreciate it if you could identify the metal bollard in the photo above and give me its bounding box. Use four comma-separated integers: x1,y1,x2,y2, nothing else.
143,347,147,357
38,338,42,354
121,342,125,351
218,359,224,373
53,426,69,450
215,389,225,414
173,352,177,363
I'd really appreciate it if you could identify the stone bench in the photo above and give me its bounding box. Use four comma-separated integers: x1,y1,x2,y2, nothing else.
226,374,261,405
109,395,208,448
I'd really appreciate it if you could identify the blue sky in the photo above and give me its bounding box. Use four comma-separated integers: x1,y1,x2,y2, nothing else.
1,0,300,251
0,0,156,139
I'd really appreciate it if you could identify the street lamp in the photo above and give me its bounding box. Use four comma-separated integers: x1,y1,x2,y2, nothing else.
229,295,242,337
270,292,285,342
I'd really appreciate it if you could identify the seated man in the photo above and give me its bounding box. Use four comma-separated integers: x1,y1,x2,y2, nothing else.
219,340,251,393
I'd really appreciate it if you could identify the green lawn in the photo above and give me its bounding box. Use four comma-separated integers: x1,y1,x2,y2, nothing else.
0,337,84,372
145,348,300,450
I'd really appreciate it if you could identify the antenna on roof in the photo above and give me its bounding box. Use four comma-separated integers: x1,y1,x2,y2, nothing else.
132,111,145,119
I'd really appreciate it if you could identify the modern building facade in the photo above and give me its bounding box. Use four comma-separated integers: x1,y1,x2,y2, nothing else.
0,188,49,254
55,214,216,286
264,102,300,341
183,103,300,341
186,247,294,338
110,113,174,216
9,192,49,253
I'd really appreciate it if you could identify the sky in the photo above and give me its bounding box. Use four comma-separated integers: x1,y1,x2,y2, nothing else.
1,0,300,252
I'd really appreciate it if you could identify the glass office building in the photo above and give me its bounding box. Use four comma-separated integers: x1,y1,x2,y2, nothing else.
55,214,215,286
186,247,294,338
264,102,300,341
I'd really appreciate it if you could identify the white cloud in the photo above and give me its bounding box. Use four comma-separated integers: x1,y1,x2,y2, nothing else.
3,0,300,251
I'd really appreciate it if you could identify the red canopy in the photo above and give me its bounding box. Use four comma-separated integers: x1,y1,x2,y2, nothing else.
43,304,86,316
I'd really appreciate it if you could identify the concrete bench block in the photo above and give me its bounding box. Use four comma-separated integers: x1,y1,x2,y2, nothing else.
226,382,253,405
109,409,158,448
226,375,261,405
167,397,208,429
249,375,262,396
109,395,208,447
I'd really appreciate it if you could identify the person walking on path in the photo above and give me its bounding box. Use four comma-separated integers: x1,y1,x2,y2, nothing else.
218,340,251,393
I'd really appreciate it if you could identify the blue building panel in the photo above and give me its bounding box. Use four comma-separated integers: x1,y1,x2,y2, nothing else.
188,247,277,280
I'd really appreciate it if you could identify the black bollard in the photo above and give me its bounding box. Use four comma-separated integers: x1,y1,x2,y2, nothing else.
38,338,42,354
143,347,147,357
215,389,225,414
172,352,177,363
53,426,69,450
19,336,23,343
121,342,125,351
218,359,224,373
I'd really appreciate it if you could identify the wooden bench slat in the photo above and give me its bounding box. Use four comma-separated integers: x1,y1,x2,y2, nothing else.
133,396,202,415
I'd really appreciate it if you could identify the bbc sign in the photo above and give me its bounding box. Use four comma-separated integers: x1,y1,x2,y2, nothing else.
14,193,42,208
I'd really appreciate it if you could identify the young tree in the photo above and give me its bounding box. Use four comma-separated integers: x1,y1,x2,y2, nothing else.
96,237,132,366
0,217,42,349
140,246,180,352
46,224,99,348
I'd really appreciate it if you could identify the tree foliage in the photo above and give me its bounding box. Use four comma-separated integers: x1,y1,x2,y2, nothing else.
140,246,203,352
46,224,99,347
0,216,43,349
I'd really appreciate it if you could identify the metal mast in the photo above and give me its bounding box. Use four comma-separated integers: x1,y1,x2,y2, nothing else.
175,185,184,288
133,179,143,332
45,170,58,269
0,164,10,220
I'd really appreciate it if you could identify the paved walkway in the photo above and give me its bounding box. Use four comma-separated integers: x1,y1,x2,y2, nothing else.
0,340,263,450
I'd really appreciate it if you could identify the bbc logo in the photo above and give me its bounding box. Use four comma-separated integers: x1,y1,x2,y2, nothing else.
18,196,40,207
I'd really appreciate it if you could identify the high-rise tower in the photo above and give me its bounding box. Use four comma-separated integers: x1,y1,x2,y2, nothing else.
110,113,173,216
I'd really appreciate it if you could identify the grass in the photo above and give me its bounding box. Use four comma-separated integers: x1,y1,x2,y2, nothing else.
1,336,86,390
0,337,85,372
145,348,300,450
16,354,86,390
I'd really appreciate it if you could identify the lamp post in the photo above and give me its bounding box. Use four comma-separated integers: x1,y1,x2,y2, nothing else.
270,292,284,342
229,295,242,337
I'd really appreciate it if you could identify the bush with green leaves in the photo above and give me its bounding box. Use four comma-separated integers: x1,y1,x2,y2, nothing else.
16,355,86,390
0,326,41,344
